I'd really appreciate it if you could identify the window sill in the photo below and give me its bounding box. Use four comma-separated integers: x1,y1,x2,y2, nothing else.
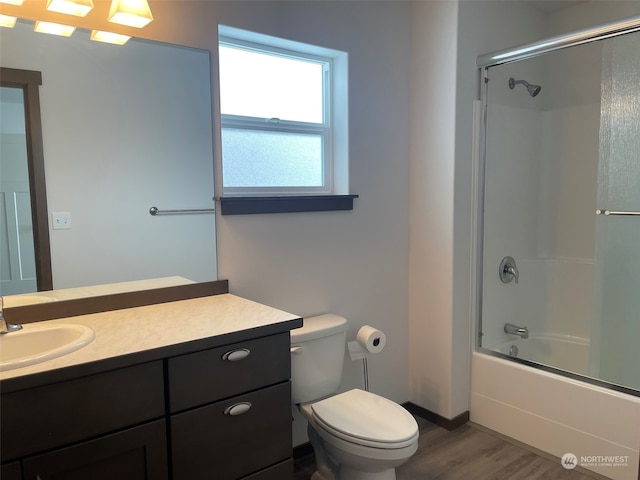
219,195,358,215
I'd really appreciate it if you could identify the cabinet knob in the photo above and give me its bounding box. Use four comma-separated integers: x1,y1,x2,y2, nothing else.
224,402,252,416
221,348,251,362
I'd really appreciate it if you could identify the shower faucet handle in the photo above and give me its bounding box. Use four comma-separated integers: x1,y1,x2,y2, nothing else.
499,256,519,284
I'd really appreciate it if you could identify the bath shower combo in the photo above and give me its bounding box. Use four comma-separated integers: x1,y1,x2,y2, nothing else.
474,13,640,480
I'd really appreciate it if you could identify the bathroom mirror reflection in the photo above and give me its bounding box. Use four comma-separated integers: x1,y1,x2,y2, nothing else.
0,21,217,298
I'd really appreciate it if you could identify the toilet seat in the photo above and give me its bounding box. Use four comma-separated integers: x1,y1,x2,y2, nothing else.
310,389,419,449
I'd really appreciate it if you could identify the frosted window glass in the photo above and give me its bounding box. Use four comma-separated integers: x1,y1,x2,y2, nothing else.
222,129,323,187
219,45,323,124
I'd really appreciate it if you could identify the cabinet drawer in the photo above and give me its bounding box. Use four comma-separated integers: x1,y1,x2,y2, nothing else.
1,361,164,461
171,382,292,480
168,333,290,412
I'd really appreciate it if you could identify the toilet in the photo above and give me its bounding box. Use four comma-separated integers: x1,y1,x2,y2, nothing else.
290,314,419,480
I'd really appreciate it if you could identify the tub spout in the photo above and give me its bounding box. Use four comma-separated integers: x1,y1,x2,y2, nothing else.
504,323,528,339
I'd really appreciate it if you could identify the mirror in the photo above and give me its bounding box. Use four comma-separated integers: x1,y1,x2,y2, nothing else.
0,21,217,298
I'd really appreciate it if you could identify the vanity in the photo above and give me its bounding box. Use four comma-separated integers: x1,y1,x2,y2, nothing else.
0,283,302,480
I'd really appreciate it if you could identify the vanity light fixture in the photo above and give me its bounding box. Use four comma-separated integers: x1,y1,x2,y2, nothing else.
0,14,17,27
46,0,94,17
34,20,76,36
0,0,24,5
90,29,130,45
108,0,153,28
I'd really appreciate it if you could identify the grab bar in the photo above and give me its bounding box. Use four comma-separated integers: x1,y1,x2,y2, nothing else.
149,206,215,216
596,209,640,216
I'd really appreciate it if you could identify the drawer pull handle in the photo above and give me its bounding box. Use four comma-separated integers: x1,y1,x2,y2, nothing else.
222,348,251,361
224,402,252,416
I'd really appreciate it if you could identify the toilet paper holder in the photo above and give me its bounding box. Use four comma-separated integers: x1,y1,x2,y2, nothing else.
347,325,386,392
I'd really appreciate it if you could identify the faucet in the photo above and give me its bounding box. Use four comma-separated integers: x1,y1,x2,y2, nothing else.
499,256,519,284
0,297,23,334
504,323,528,339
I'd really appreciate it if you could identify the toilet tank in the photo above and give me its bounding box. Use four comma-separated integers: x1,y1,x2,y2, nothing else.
290,314,347,404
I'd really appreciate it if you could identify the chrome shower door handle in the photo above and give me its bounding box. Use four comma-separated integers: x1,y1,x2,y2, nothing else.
499,256,519,284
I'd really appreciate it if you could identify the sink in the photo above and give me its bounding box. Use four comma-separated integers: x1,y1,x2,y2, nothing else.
0,323,95,371
3,295,56,307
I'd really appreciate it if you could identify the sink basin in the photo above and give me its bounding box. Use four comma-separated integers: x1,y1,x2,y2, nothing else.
0,323,95,371
3,295,56,307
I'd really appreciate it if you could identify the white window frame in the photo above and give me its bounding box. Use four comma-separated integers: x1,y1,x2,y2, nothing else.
218,25,348,198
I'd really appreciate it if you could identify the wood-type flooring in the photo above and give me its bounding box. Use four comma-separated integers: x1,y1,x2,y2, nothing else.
293,417,602,480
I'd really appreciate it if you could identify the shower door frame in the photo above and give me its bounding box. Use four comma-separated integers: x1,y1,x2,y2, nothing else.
474,14,640,398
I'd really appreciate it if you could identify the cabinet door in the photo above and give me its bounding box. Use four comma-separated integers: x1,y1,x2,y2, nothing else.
171,382,291,480
2,361,164,461
0,462,22,480
22,420,168,480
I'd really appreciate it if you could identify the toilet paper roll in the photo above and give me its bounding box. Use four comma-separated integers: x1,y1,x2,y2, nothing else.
356,325,386,354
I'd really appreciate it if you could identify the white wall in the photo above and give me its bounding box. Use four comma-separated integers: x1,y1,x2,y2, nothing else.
408,0,460,419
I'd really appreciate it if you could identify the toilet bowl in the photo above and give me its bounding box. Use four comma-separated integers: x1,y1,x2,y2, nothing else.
300,389,419,480
291,314,419,480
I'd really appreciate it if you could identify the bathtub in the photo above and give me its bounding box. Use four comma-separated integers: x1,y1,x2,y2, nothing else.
471,351,640,480
490,334,590,376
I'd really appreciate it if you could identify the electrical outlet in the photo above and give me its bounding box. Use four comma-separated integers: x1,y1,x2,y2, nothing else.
52,212,72,230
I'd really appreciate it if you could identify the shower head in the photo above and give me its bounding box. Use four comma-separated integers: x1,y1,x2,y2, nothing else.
508,77,542,97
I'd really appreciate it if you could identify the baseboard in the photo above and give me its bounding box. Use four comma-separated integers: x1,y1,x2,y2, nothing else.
403,402,469,431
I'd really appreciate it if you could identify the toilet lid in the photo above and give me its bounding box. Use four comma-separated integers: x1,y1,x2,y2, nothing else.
311,389,418,447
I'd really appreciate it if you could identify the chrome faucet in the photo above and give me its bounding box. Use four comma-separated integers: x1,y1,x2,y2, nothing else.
0,297,23,334
499,256,519,284
504,323,528,339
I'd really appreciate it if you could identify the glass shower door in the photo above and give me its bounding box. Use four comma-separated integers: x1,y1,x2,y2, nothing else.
591,32,640,391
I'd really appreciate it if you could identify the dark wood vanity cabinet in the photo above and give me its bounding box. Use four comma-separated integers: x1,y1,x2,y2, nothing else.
0,331,294,480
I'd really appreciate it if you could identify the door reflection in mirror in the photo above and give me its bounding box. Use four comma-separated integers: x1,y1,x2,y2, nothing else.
0,69,52,295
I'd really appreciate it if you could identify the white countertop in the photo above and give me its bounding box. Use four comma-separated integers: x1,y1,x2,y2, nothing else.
0,293,301,381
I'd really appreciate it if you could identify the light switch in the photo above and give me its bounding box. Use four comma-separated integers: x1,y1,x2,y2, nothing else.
52,212,72,230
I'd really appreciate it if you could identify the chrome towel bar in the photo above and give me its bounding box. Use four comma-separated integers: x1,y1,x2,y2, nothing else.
149,206,215,216
596,209,640,216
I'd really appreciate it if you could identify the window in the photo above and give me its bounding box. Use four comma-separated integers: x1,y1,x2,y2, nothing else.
217,26,354,214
